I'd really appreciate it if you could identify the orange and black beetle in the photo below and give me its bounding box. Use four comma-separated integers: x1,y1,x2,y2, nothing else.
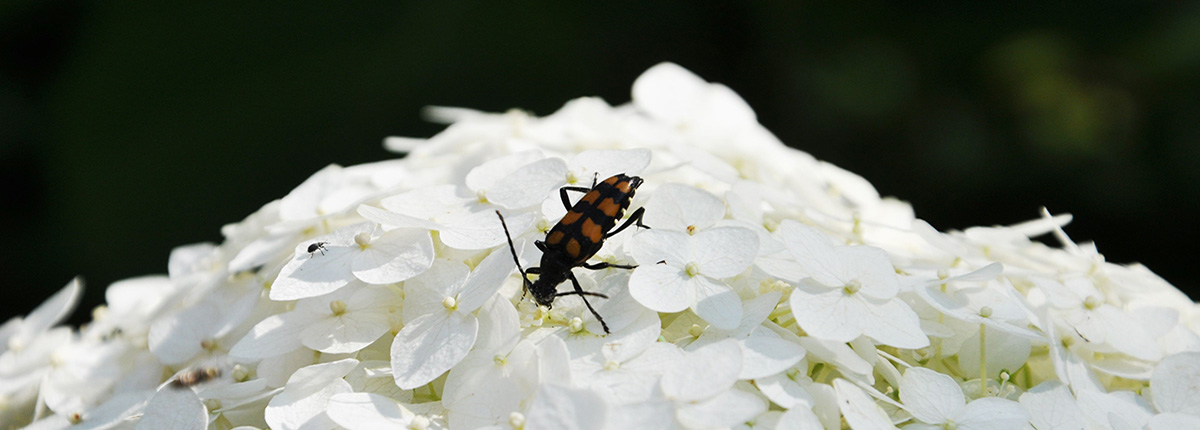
497,173,649,334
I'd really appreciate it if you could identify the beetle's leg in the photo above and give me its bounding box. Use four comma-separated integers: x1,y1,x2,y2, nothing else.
557,271,611,334
581,261,637,271
496,210,535,295
559,186,592,211
605,207,650,238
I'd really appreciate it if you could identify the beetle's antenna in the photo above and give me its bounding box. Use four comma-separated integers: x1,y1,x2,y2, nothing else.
495,211,533,291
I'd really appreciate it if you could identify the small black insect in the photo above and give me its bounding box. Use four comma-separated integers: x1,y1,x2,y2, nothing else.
497,173,649,334
170,367,221,389
307,241,328,258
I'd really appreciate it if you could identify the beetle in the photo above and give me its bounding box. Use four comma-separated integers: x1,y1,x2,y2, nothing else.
169,367,221,389
496,173,649,334
307,241,328,257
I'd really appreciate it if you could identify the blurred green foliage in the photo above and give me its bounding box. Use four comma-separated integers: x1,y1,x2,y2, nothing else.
2,2,1197,324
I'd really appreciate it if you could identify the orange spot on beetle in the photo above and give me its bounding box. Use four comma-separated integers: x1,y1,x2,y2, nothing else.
566,238,582,257
581,218,603,243
547,231,565,245
581,191,600,204
603,175,620,185
596,198,621,217
560,211,583,225
614,180,631,193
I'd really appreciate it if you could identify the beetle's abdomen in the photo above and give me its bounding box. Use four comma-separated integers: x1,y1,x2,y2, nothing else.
543,174,642,265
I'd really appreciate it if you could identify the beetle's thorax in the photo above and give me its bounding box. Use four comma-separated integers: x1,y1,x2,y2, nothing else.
528,267,568,307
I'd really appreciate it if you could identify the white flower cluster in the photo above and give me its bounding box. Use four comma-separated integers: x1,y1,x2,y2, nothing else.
3,63,1199,430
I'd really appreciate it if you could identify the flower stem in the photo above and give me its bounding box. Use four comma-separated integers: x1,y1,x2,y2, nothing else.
979,323,987,396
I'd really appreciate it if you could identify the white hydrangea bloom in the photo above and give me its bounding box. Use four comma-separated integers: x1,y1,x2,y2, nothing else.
5,62,1200,430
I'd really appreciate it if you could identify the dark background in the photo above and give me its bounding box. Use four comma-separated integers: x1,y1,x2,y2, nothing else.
2,3,1197,326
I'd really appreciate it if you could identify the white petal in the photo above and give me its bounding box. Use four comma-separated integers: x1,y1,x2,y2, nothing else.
265,379,352,430
357,204,440,230
642,183,727,231
441,209,535,250
569,148,652,179
661,339,741,402
103,276,173,320
259,348,316,388
41,390,152,430
1076,391,1153,430
1019,382,1086,430
833,246,898,300
473,295,521,357
629,263,692,313
488,157,569,209
1151,352,1200,415
402,259,469,323
1047,327,1105,394
632,62,710,124
196,379,269,406
285,358,360,394
17,278,83,342
327,393,410,429
956,397,1030,430
457,245,517,313
168,242,216,278
731,291,784,336
148,301,223,365
856,298,930,349
598,307,663,364
352,229,435,285
755,251,810,285
789,289,862,343
740,335,805,380
347,284,402,311
391,312,479,389
525,384,608,430
833,379,897,430
676,388,767,429
264,359,359,430
465,150,543,192
279,164,340,221
272,235,363,301
229,311,317,360
22,415,69,430
629,229,691,266
776,220,842,286
604,398,676,430
806,382,843,430
692,227,759,278
817,162,881,208
537,336,572,387
957,329,1031,382
301,310,391,354
1148,413,1200,430
777,406,825,430
690,276,743,330
227,234,294,272
443,341,540,428
899,367,965,424
755,371,815,409
586,272,657,335
136,388,207,430
380,184,471,218
1093,306,1163,362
